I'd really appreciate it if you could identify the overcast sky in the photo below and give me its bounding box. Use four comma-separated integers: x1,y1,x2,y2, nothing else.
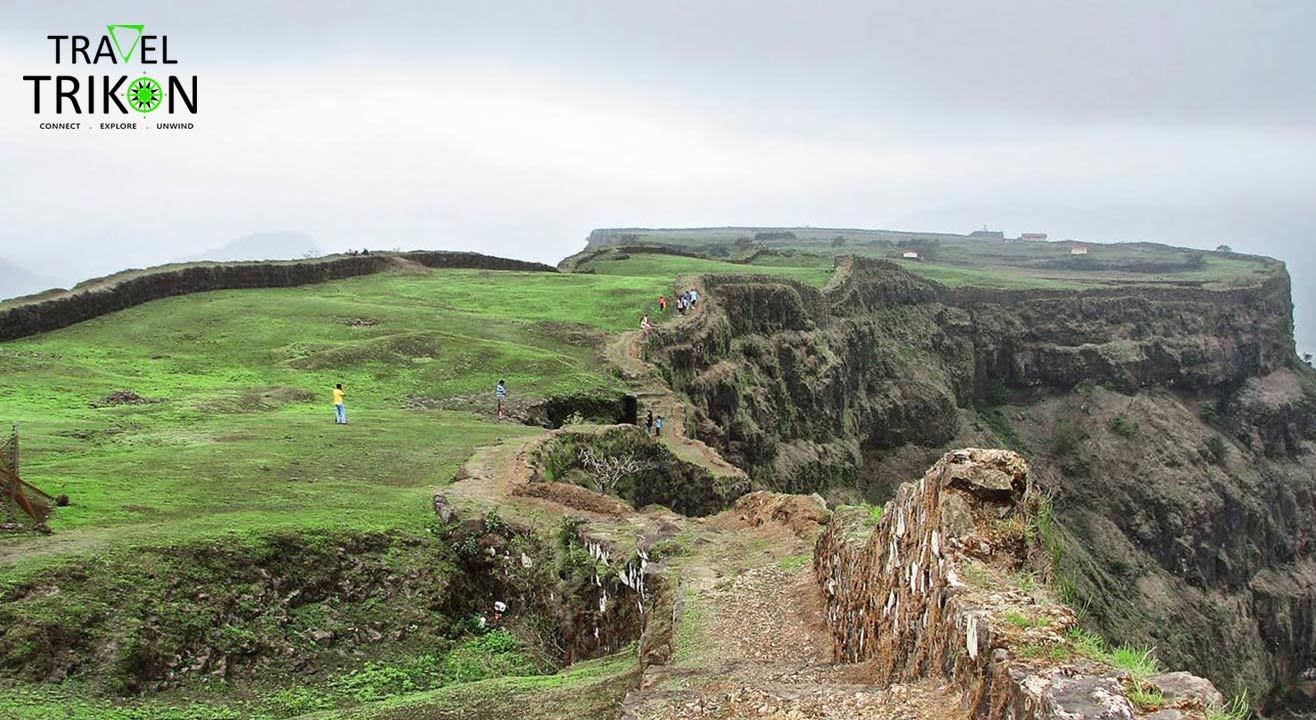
2,1,1313,352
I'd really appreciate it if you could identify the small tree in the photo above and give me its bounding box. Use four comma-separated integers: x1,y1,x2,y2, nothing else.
1215,245,1232,253
577,447,645,496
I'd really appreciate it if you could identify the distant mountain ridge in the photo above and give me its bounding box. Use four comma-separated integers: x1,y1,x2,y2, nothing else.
0,257,54,301
184,231,320,263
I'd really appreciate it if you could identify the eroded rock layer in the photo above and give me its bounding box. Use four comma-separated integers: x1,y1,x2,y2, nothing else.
816,449,1223,720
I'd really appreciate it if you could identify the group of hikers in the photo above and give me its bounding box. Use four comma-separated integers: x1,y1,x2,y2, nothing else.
643,287,701,336
655,288,699,316
644,409,664,437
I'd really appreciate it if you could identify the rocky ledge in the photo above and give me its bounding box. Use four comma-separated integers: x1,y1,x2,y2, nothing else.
815,449,1227,720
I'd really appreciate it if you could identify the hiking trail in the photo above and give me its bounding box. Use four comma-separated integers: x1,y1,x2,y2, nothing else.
444,275,961,719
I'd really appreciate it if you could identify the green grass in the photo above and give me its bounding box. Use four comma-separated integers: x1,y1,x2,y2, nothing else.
578,252,834,287
1003,611,1051,630
1065,628,1160,679
584,229,1278,290
1127,682,1165,709
0,268,677,571
776,554,809,572
1205,693,1251,720
0,646,636,720
901,262,1099,290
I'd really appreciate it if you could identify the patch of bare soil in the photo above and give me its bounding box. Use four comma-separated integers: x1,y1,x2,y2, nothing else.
711,492,829,539
704,564,830,666
89,390,159,408
532,321,607,347
404,393,444,410
513,482,632,517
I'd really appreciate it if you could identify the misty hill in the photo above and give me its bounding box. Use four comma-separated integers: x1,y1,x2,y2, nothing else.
578,226,1280,292
0,256,54,301
185,231,320,263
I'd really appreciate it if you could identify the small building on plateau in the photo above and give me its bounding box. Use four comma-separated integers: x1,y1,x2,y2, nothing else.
902,250,921,260
1070,244,1089,256
1021,233,1048,242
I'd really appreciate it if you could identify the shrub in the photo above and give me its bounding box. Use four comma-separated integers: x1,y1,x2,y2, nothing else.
979,377,1009,406
1204,435,1229,465
978,409,1024,452
1107,415,1140,438
1198,400,1220,424
267,687,335,717
1051,419,1086,458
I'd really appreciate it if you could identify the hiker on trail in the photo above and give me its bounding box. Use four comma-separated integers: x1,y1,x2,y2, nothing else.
645,409,654,435
495,379,507,419
654,415,664,437
676,296,687,315
641,314,653,335
333,383,347,424
658,295,667,312
688,289,699,307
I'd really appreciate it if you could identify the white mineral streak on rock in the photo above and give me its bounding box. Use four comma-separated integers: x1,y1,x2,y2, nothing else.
931,531,940,557
966,614,979,659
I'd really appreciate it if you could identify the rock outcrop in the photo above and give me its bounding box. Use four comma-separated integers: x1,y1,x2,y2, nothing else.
646,256,1315,708
649,258,1295,494
816,449,1224,719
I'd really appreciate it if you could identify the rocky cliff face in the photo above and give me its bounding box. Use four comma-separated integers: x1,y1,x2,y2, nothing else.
647,257,1316,710
816,448,1224,720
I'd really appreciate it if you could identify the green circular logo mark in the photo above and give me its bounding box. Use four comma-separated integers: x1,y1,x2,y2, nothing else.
126,76,163,113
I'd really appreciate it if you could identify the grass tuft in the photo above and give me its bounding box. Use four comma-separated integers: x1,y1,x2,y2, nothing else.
1206,693,1250,720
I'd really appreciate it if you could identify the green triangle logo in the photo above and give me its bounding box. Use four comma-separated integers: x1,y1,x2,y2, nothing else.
106,24,144,64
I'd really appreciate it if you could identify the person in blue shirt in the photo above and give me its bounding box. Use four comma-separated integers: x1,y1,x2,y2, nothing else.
495,379,507,419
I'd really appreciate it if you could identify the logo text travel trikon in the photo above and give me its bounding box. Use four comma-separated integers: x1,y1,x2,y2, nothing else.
23,25,198,115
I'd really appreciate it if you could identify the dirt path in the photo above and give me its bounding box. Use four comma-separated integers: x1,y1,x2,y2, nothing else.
604,277,747,482
442,272,962,719
621,516,958,720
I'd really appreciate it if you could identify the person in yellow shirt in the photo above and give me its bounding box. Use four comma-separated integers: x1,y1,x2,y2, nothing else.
333,383,347,424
